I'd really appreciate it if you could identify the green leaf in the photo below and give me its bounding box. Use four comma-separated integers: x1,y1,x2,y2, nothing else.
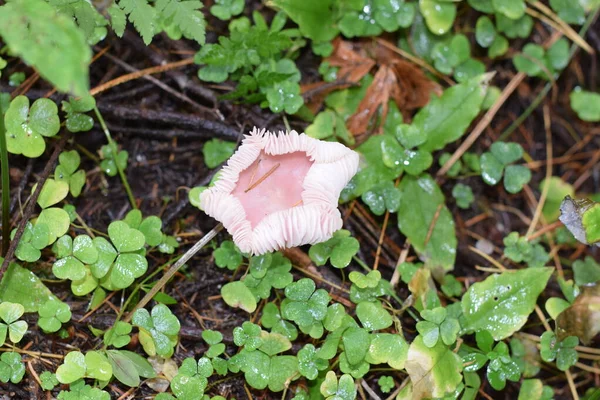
266,81,303,114
419,0,456,35
132,304,180,358
503,165,532,194
546,38,570,71
117,0,156,45
108,4,127,37
490,141,524,165
0,352,25,384
5,96,60,158
397,174,457,272
461,267,553,340
320,371,356,400
405,335,463,398
37,207,70,244
155,0,206,44
37,179,69,209
202,139,236,169
210,0,244,20
573,257,600,285
309,230,359,269
356,301,393,331
550,0,585,24
272,0,338,41
58,150,81,175
493,0,525,19
365,333,408,369
56,351,86,384
258,331,291,356
221,281,257,313
418,74,490,152
514,43,546,77
40,371,59,391
233,321,263,350
106,350,140,387
108,221,145,253
138,216,163,247
476,16,496,48
452,183,474,209
0,0,91,96
104,321,132,348
73,235,99,264
480,152,504,185
0,263,59,312
84,351,112,381
213,241,243,270
570,88,600,122
488,35,509,58
38,300,71,333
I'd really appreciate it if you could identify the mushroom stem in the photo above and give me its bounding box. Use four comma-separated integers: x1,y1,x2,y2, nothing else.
124,223,223,321
244,162,280,193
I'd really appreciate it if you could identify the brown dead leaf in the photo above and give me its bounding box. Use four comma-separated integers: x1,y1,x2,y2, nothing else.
326,38,376,84
556,285,600,344
347,65,399,135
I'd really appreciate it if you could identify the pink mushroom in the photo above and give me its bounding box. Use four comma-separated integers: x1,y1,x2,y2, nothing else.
200,128,359,255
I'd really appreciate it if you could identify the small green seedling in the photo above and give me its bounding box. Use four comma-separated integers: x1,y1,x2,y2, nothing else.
503,232,550,268
40,371,59,390
540,331,578,371
297,344,328,380
213,240,243,270
62,95,96,133
233,321,263,350
243,252,293,300
202,139,236,169
55,150,86,197
261,302,298,340
104,321,132,348
480,141,531,193
56,351,113,384
378,375,394,393
13,221,48,262
132,304,180,358
0,302,28,345
202,330,225,358
100,144,128,177
452,183,474,209
210,0,244,20
38,299,71,333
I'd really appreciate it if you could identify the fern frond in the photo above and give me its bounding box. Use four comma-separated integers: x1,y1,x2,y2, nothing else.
155,0,206,45
118,0,156,45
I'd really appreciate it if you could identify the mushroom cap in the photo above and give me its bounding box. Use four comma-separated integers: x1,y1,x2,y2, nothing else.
200,128,359,255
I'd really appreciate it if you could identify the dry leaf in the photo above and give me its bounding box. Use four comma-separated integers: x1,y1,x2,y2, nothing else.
556,285,600,344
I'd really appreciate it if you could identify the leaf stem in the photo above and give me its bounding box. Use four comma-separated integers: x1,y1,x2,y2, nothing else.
92,105,137,209
123,223,223,322
0,95,9,255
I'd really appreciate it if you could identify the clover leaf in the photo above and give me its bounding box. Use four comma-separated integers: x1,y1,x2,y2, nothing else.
570,88,600,122
101,221,148,289
309,230,359,269
297,344,328,380
281,278,330,338
452,183,474,209
503,232,550,268
265,81,303,114
40,371,59,390
349,270,391,303
365,333,408,370
340,327,371,378
100,144,128,177
0,352,25,384
56,379,110,400
361,181,400,216
261,302,298,340
202,330,225,358
170,357,212,400
416,307,460,347
540,331,578,371
320,371,356,400
485,341,521,390
243,252,293,300
62,95,95,133
378,376,394,393
56,150,86,197
37,207,71,245
233,321,263,350
480,141,531,193
14,221,48,262
210,0,244,20
5,96,60,158
132,304,180,358
104,321,132,348
56,351,113,384
52,235,98,282
0,302,28,345
356,300,393,331
38,299,71,333
213,240,243,270
37,178,69,209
